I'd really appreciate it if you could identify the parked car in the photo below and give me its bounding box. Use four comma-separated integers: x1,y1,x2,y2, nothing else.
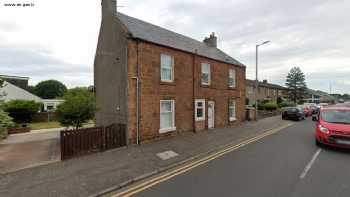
298,105,312,117
314,106,350,148
310,105,319,114
282,107,305,121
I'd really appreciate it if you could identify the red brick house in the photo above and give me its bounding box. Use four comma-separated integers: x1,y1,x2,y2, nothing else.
94,0,246,144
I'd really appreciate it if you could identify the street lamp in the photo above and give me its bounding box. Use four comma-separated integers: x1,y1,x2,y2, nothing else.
255,40,270,119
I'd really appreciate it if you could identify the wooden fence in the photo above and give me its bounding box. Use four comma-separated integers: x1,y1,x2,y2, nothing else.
60,124,127,160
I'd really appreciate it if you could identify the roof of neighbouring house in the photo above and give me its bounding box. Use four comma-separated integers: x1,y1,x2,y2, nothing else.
116,13,245,67
246,79,287,90
0,75,29,81
0,81,42,103
306,89,335,101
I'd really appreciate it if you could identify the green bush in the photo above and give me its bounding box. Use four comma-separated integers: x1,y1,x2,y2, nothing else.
56,87,96,129
2,100,41,123
0,109,14,139
263,102,278,111
252,103,265,110
278,101,295,108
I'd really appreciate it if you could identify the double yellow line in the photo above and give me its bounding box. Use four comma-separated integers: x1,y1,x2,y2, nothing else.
111,123,294,197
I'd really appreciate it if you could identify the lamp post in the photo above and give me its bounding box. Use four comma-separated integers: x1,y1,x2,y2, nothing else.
255,41,270,119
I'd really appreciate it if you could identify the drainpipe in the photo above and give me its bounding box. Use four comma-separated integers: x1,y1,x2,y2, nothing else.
192,50,198,133
133,40,141,145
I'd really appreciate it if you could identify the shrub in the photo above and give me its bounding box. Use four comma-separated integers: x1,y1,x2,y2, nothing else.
278,101,295,108
263,102,278,111
252,103,265,110
2,100,41,123
0,109,14,139
56,87,96,129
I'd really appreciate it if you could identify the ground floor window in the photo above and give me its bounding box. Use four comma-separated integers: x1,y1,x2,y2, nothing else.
195,99,205,121
229,99,236,121
159,100,176,133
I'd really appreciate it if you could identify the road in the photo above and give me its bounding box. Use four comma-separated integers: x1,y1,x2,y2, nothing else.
126,118,350,197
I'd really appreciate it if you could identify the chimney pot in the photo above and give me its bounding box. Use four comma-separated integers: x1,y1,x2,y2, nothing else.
203,32,217,48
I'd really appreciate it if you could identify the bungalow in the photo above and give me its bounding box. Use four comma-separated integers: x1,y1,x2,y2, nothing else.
0,75,64,111
94,0,246,143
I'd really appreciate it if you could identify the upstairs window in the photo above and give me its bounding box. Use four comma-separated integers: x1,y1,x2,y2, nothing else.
229,68,236,88
160,100,176,133
229,99,236,121
161,54,174,82
195,99,205,121
201,63,211,85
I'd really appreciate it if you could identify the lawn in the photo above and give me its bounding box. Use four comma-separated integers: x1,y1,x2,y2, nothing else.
29,121,62,130
29,120,95,130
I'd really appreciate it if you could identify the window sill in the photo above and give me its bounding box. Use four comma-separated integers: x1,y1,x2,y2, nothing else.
229,118,237,122
195,118,205,121
228,87,237,90
159,127,176,134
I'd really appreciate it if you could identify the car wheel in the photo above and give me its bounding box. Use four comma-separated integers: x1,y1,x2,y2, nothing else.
316,139,322,147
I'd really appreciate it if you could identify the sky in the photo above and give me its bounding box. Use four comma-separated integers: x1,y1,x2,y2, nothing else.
0,0,349,94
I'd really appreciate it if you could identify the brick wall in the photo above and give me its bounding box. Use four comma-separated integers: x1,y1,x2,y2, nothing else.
128,40,246,143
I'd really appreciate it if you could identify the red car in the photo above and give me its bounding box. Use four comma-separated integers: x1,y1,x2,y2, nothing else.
314,106,350,148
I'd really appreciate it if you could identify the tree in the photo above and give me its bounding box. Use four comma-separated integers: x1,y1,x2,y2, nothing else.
27,85,36,95
56,87,96,129
0,109,14,139
285,67,307,104
2,100,41,123
0,78,13,139
0,78,7,102
277,97,283,105
35,80,67,99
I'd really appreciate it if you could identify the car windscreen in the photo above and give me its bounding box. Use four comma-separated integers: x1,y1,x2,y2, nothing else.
322,110,350,124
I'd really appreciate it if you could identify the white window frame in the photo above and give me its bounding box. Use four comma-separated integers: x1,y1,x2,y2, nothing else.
159,100,176,133
229,68,236,88
160,54,174,82
195,99,206,121
201,63,211,85
229,99,236,121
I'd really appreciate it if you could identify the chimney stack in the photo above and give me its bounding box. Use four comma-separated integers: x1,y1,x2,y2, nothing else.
203,32,217,48
102,0,117,17
263,79,268,84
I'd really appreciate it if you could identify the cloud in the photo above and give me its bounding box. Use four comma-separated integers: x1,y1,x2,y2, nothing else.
0,21,20,32
0,45,92,87
0,0,349,93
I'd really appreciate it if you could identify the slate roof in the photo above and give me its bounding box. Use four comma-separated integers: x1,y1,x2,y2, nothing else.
246,79,287,90
117,13,245,67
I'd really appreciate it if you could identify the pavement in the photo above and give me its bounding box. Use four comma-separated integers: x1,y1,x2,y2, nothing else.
125,118,350,197
0,116,291,197
0,128,61,173
0,130,59,145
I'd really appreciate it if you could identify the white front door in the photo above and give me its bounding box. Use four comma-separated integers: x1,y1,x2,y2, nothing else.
208,101,215,129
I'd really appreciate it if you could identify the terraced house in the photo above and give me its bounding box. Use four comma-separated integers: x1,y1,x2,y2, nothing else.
94,0,246,143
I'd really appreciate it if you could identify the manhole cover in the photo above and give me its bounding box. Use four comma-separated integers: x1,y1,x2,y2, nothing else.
156,150,179,160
